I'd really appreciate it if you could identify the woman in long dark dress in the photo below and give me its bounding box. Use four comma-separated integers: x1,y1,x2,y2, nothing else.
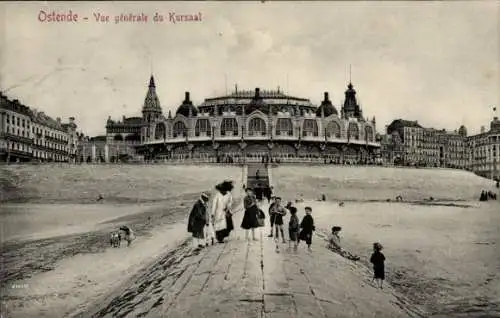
212,180,235,243
241,188,260,241
187,193,210,248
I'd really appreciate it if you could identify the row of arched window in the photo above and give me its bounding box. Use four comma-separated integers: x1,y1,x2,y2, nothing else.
154,118,374,141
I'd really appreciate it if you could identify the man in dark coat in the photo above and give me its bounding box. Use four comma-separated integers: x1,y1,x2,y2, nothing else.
188,192,210,249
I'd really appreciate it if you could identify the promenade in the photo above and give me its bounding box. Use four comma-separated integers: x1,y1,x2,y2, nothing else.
83,202,425,318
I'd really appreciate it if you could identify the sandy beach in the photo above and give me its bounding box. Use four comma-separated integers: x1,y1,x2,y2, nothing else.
1,164,499,317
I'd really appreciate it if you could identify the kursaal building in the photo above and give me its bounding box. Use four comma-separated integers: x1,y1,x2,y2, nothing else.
107,75,381,163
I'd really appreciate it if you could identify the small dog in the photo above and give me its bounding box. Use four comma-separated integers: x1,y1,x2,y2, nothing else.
339,202,345,207
110,232,121,247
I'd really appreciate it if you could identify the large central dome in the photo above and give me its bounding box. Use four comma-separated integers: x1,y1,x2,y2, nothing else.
197,87,317,116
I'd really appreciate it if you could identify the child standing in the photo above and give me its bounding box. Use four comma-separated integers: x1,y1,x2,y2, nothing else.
298,206,315,251
273,198,288,246
370,242,386,289
288,206,299,251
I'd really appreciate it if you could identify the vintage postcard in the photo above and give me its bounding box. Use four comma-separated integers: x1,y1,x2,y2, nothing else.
0,1,498,317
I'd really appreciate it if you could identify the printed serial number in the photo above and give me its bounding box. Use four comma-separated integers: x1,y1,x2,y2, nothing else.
11,284,28,289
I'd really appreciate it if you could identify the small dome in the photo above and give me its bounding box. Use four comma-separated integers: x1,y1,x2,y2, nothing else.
175,92,199,117
315,92,338,117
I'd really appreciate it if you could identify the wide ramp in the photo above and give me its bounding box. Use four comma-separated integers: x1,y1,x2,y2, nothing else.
82,204,425,318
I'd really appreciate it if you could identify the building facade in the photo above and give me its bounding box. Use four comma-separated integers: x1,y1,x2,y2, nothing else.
468,116,500,180
385,119,469,168
136,76,381,163
77,134,139,163
0,94,33,162
0,92,77,163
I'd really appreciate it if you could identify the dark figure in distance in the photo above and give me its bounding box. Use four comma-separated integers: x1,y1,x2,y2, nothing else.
263,186,273,203
480,190,488,201
255,185,264,202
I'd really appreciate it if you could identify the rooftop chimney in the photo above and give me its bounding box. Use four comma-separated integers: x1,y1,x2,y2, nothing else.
56,117,61,124
255,88,260,98
185,91,190,102
324,92,329,101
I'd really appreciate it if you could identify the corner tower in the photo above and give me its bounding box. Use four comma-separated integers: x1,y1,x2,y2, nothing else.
342,82,363,121
142,75,163,123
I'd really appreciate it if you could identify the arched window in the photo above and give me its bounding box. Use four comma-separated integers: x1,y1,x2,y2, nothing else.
348,122,360,140
275,118,293,136
302,119,319,137
248,117,266,136
173,121,187,138
155,122,166,140
220,118,238,136
326,121,341,138
195,119,211,137
365,126,374,142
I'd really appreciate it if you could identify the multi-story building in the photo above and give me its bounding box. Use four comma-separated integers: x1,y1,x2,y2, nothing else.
386,119,424,165
31,111,71,162
61,117,78,163
0,91,77,163
467,116,500,180
386,119,469,168
0,93,33,162
136,76,380,163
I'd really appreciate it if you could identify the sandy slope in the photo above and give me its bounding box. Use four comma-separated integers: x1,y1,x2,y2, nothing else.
2,223,189,318
291,200,500,317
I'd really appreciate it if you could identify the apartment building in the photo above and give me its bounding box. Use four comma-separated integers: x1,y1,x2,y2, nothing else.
0,92,77,163
385,119,468,168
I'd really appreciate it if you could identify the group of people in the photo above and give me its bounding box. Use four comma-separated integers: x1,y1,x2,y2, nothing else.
187,181,386,289
239,188,316,253
187,180,236,249
479,189,497,201
266,197,316,252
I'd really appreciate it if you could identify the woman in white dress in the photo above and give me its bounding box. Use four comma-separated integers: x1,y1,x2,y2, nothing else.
212,180,235,243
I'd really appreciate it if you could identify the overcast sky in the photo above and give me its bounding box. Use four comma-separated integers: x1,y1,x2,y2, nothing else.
1,1,498,136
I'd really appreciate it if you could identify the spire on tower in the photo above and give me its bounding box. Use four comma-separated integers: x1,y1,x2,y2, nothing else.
142,74,162,122
349,64,352,84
